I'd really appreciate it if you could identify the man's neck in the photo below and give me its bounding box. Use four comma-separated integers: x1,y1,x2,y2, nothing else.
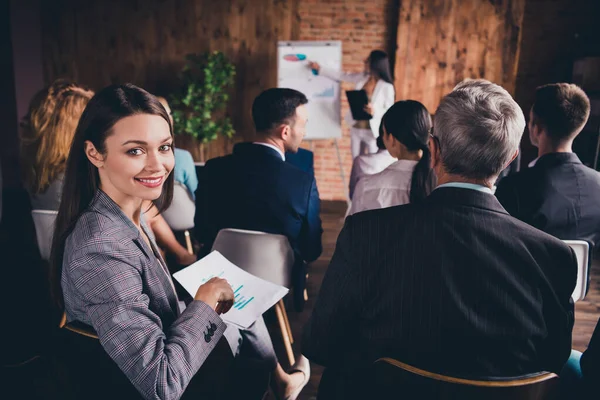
436,173,495,189
537,138,573,158
254,137,285,154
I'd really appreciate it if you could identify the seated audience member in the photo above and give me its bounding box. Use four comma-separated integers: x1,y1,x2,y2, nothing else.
581,319,600,393
51,84,309,400
348,126,395,199
156,96,199,199
302,80,577,399
286,147,315,175
195,88,323,311
20,79,94,210
495,83,600,250
349,100,433,214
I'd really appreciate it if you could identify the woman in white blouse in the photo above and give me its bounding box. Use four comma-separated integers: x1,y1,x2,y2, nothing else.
308,50,395,158
349,100,434,215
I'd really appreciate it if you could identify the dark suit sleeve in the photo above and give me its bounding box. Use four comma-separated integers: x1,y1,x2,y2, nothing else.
302,216,361,367
495,178,519,216
581,319,600,379
541,246,577,373
299,177,323,262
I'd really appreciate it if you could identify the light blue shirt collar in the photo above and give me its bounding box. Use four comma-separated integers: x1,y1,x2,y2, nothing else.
436,182,493,194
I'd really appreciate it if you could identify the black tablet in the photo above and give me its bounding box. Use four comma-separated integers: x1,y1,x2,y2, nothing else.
346,90,372,121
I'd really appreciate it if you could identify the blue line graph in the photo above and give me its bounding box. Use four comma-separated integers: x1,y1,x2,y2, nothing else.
234,295,255,310
314,85,334,98
201,276,255,311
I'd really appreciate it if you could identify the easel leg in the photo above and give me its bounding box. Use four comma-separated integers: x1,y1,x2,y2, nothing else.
333,139,349,205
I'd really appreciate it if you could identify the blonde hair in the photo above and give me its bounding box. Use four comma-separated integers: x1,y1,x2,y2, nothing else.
20,79,94,194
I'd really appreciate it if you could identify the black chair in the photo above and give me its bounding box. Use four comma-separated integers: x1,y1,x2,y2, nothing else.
52,319,235,400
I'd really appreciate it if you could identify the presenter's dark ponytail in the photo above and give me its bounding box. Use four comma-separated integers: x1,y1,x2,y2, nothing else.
382,100,434,203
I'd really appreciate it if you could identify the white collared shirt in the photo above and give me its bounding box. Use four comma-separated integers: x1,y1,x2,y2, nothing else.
349,150,397,199
253,142,285,161
349,159,418,215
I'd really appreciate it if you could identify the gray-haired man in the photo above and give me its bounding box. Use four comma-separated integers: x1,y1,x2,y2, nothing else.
303,79,576,399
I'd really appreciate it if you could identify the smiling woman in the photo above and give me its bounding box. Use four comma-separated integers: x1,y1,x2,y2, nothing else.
48,83,238,399
84,113,175,219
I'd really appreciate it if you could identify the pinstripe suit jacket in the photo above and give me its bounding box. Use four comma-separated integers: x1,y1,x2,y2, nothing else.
62,190,226,400
303,187,576,399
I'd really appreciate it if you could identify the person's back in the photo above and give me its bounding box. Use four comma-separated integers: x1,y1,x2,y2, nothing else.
197,142,320,261
303,80,576,399
324,189,574,374
348,134,396,199
19,80,94,211
496,153,600,247
496,83,600,249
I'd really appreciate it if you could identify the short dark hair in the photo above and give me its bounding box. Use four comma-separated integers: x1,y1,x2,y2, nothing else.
252,88,308,133
532,83,590,142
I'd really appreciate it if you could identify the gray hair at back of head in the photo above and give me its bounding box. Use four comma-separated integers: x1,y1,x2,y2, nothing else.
434,79,525,180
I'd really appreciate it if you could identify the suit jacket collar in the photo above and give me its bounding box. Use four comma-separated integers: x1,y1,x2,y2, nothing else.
233,142,285,162
534,152,582,169
90,190,158,261
426,187,509,215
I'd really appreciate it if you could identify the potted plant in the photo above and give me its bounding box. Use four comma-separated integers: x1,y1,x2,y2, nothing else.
170,51,236,162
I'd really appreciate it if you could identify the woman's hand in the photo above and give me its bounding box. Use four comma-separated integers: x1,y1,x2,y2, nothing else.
308,61,320,72
364,103,373,116
194,277,234,314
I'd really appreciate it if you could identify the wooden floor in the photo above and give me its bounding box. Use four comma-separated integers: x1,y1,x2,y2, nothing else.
265,200,600,400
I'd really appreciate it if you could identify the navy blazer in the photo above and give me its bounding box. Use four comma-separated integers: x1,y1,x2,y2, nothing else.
496,152,600,250
285,148,315,175
303,187,576,399
195,142,323,264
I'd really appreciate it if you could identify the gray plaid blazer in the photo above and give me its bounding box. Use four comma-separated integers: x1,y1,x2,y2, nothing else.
62,190,226,400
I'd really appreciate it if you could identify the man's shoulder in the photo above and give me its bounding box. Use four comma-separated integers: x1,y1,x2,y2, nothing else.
497,166,537,189
348,201,425,227
204,151,314,187
576,162,600,181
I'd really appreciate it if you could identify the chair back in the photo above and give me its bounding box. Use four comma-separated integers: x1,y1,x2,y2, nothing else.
31,209,58,261
211,228,294,288
372,358,559,400
162,182,195,231
563,240,591,302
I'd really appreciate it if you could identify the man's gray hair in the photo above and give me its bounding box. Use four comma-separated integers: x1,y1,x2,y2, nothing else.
434,79,525,180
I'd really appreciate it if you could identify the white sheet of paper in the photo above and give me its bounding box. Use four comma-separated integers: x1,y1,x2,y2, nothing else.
173,251,289,329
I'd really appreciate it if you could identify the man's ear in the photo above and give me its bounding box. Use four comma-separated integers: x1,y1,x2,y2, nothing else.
84,140,104,168
279,124,291,141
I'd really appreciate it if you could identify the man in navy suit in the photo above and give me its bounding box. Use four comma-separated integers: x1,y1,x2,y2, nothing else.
195,88,322,311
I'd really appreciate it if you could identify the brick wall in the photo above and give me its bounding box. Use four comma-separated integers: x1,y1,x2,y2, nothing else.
297,0,399,200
